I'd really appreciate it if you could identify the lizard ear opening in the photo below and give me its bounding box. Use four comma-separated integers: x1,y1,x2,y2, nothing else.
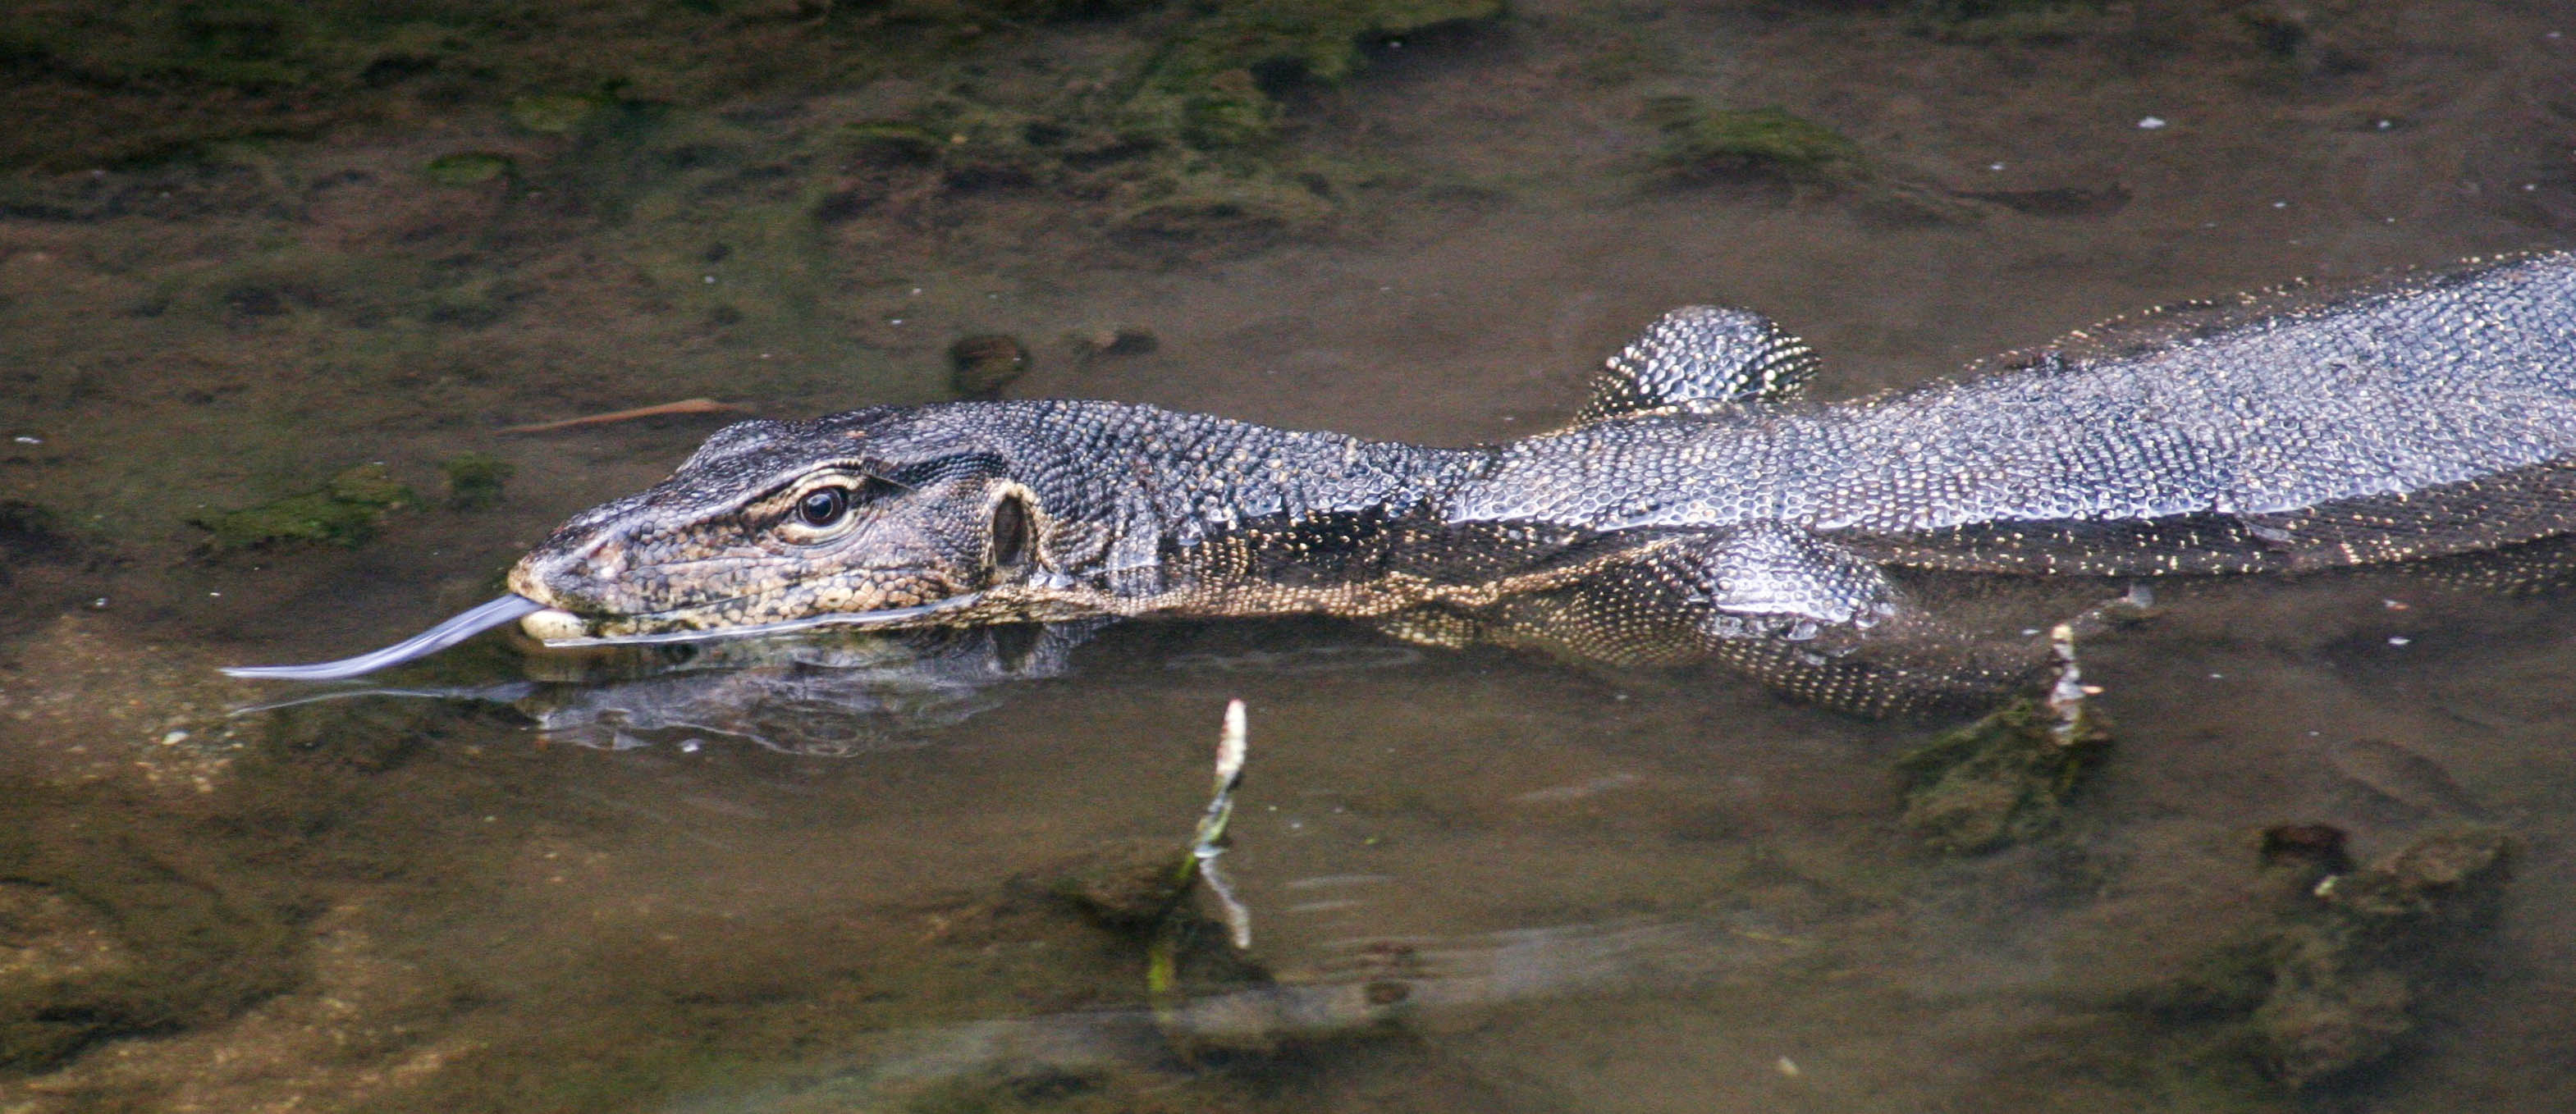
991,490,1033,572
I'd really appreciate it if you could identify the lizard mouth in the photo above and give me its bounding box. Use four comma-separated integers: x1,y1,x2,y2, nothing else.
525,592,991,647
221,592,991,683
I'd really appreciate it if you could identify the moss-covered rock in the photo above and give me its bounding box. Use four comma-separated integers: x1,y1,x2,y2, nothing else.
1896,696,2110,855
191,463,415,549
2252,828,2514,1087
1644,98,1864,182
2121,827,2516,1094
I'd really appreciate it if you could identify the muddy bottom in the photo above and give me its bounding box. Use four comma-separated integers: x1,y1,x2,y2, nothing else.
3,1,2574,1111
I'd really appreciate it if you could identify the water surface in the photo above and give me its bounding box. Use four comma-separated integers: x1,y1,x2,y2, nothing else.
2,2,2573,1111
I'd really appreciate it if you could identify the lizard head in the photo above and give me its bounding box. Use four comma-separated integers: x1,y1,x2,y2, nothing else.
507,404,1089,640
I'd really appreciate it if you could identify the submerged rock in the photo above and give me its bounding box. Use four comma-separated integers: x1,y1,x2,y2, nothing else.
949,333,1034,398
1034,838,1195,931
2121,826,2517,1094
437,452,515,510
2252,827,2514,1088
1066,324,1160,363
0,786,301,1075
1896,696,2111,855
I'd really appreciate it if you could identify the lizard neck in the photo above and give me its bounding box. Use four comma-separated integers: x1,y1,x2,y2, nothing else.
1001,401,1491,607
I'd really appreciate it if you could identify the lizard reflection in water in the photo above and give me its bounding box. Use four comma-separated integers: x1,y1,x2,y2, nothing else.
229,253,2576,719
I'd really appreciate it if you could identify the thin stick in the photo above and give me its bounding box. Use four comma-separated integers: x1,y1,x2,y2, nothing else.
1195,700,1251,948
1149,700,1255,1016
1195,699,1249,852
497,398,747,435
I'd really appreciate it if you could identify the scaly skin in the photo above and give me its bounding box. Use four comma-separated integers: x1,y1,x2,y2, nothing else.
508,253,2576,666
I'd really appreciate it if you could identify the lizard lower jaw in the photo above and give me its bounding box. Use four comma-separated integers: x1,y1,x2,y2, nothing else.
519,608,592,641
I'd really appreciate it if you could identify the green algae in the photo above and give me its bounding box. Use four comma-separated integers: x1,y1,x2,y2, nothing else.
1114,169,1336,244
0,1,1030,170
1122,0,1503,153
190,463,415,550
1896,696,2111,856
1644,98,1863,182
421,151,515,186
845,120,955,165
1909,0,2107,43
1177,67,1279,150
437,452,514,510
506,93,605,135
0,0,1505,173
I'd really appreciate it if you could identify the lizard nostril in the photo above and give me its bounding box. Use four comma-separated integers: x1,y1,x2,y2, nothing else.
507,542,615,614
574,536,630,578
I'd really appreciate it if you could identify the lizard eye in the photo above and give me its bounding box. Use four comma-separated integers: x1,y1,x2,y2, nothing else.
784,476,901,537
798,486,849,527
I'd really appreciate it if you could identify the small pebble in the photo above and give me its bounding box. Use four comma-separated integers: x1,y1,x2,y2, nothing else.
2388,636,2412,646
2137,116,2168,130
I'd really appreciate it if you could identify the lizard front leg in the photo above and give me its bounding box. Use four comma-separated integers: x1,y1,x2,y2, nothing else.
1386,523,1899,659
1380,523,2060,715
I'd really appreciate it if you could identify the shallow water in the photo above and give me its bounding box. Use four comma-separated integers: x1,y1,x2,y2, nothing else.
3,2,2574,1111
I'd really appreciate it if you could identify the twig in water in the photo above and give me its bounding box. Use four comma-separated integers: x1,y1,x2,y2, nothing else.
2043,622,2104,745
497,398,747,435
1149,700,1255,1011
1195,700,1251,949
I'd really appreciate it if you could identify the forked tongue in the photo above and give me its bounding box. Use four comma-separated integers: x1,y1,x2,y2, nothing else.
222,595,547,682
